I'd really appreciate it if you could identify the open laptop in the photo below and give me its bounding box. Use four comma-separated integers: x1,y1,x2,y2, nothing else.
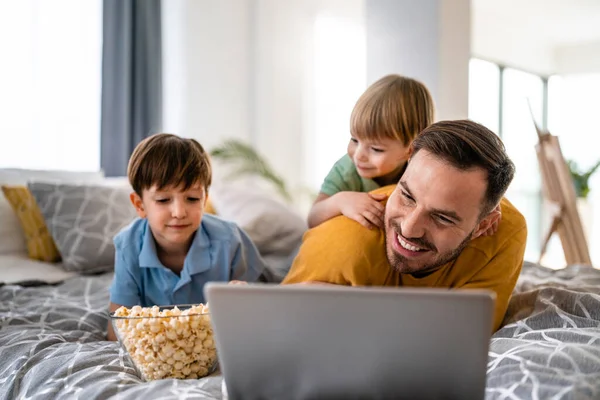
204,283,495,400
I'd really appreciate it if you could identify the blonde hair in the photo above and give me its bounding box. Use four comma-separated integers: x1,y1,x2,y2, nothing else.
350,74,435,145
127,133,212,196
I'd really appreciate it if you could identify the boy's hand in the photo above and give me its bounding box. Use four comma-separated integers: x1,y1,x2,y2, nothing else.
481,204,502,236
229,280,248,285
335,192,387,230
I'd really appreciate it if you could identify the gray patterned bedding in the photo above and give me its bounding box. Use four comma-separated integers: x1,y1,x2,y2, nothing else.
1,262,599,400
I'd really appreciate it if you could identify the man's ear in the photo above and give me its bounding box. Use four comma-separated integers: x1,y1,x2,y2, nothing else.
130,192,146,218
472,206,501,239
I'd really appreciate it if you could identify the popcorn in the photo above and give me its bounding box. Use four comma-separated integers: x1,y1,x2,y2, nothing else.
112,304,217,381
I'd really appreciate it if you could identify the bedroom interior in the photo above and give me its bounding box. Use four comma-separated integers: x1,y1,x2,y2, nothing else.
1,0,599,399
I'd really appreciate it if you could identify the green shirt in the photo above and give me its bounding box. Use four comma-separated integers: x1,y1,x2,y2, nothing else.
320,155,381,196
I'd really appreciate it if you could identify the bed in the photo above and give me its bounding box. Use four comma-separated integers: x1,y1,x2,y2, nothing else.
2,262,599,399
2,169,600,399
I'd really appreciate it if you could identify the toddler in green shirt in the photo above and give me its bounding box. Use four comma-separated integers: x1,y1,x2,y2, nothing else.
308,74,435,229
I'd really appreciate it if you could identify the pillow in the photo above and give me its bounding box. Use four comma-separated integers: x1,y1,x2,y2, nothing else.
0,253,77,285
209,180,307,256
1,185,61,262
0,168,105,256
0,194,26,255
28,181,137,273
205,196,217,215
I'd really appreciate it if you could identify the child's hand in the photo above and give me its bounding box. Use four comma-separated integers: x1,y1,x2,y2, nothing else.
481,203,502,236
229,280,248,285
336,192,387,230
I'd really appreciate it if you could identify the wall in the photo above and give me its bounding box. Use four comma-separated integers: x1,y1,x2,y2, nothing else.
555,41,600,74
471,21,556,76
162,0,253,149
366,0,470,121
162,0,471,206
162,0,366,200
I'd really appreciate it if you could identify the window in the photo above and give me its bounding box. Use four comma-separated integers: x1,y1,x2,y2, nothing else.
469,60,546,263
546,74,600,267
0,0,102,171
501,68,545,262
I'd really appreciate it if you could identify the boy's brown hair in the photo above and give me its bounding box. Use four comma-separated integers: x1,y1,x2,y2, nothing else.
127,133,212,196
350,74,435,145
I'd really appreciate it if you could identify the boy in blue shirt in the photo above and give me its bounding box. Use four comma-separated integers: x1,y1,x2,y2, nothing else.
107,133,265,340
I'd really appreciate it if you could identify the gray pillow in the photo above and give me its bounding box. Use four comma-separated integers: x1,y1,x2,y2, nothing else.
28,182,137,273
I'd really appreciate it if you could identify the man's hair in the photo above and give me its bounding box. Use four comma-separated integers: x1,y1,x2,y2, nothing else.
411,120,515,215
350,74,435,145
127,133,212,196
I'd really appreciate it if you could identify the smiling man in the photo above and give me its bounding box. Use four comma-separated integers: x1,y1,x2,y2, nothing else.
283,120,527,331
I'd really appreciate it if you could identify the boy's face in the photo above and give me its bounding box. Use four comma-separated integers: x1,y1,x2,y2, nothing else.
347,136,410,181
130,182,207,252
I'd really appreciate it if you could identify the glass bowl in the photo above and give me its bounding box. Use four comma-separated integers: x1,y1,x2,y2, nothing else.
110,304,218,381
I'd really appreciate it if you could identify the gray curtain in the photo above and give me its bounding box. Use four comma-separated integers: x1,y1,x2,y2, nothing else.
100,0,162,177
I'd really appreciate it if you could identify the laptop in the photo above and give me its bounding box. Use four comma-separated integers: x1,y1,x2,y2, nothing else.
204,283,495,400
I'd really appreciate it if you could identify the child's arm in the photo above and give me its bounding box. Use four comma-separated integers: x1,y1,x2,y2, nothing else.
229,226,266,282
106,302,123,341
106,251,141,340
307,191,387,229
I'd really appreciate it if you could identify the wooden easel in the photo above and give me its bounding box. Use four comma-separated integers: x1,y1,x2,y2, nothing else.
530,107,593,266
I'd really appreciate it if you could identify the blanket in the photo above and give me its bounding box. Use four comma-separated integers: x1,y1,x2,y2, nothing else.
1,262,599,399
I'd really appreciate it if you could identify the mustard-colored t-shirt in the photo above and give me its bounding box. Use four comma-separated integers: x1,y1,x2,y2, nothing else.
283,185,528,332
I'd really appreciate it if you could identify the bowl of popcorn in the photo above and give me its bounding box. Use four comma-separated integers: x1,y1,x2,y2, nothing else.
110,304,218,381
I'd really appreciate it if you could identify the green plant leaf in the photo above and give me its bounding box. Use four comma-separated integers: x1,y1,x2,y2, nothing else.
567,158,600,199
210,139,292,202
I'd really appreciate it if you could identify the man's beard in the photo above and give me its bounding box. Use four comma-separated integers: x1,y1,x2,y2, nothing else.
385,220,473,276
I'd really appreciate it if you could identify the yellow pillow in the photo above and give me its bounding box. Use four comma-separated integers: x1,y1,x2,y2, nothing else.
205,195,217,215
1,185,61,262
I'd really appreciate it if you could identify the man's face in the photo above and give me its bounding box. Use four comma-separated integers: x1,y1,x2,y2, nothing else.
384,150,494,275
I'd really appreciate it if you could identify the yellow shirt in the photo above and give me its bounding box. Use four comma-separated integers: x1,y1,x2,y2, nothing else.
283,185,527,332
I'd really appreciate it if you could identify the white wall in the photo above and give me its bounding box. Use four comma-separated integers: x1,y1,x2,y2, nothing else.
162,0,472,206
162,0,366,200
251,0,312,196
555,41,600,74
471,0,557,76
162,0,253,149
472,0,600,76
366,0,471,121
471,16,556,76
438,0,470,121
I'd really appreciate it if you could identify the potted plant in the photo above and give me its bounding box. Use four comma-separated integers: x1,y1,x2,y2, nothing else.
567,159,600,242
567,159,600,199
210,139,317,204
210,139,293,202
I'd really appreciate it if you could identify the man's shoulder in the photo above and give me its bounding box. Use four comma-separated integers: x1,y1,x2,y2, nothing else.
284,215,387,284
304,215,386,262
490,197,527,244
498,197,527,233
467,197,527,257
369,184,396,199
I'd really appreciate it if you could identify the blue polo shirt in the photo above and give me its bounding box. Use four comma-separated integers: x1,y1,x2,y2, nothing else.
109,215,265,307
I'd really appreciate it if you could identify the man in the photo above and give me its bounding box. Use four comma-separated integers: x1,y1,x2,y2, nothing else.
283,120,527,331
